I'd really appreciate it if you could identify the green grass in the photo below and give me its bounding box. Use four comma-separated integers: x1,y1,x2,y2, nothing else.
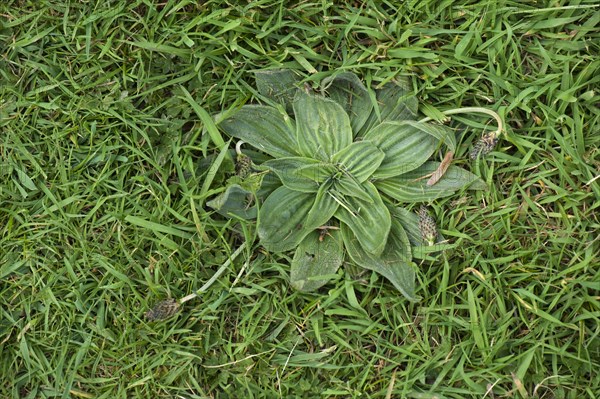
1,0,598,398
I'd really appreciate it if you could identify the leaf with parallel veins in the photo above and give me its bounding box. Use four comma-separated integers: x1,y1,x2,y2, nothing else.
358,79,418,136
291,229,344,292
293,92,353,161
334,181,391,256
332,141,385,182
258,186,316,252
375,162,487,203
342,218,418,302
262,157,335,193
219,105,298,158
322,72,373,134
363,121,438,179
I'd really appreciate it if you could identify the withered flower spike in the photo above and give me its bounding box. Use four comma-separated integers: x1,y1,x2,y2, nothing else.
470,132,498,160
236,153,253,178
145,298,181,321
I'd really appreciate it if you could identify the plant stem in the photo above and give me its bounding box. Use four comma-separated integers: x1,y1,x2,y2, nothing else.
235,140,245,156
418,107,504,137
179,242,247,304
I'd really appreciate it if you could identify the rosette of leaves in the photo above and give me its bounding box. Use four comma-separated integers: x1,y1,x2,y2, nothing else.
213,70,487,301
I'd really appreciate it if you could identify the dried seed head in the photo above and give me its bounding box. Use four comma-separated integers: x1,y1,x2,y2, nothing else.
235,153,253,178
418,205,438,246
470,132,498,159
145,298,180,321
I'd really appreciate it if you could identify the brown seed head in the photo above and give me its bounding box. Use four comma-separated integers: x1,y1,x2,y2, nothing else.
145,298,180,321
236,154,253,178
470,132,498,159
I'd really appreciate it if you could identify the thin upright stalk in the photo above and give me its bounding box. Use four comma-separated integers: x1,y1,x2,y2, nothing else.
180,242,247,304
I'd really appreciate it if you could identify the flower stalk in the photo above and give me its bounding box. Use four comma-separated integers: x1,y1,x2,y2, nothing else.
146,242,247,321
418,107,504,138
418,107,503,160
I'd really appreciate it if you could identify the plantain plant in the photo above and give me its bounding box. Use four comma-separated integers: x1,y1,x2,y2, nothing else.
209,70,502,301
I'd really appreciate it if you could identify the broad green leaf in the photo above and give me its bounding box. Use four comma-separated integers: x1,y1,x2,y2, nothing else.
375,162,488,202
305,182,339,229
257,172,283,200
219,105,298,158
341,219,418,302
258,186,316,252
334,181,391,256
334,175,373,203
391,206,425,246
293,92,353,161
363,121,438,179
207,184,257,219
263,157,334,193
322,72,373,134
290,229,344,292
295,164,338,185
254,69,301,113
402,120,457,152
332,141,384,182
358,79,418,136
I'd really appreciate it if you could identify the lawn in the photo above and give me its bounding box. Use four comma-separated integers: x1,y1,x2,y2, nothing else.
1,1,599,398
